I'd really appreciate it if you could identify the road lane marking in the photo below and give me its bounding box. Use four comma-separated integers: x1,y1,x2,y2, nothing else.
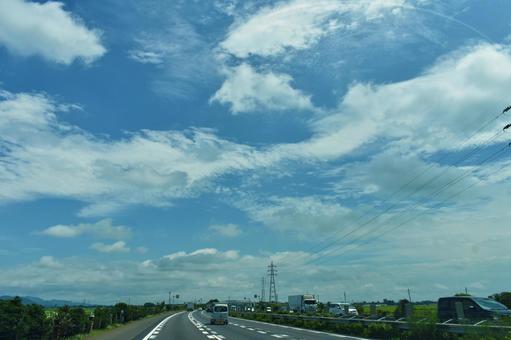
230,316,369,339
257,330,267,334
188,311,229,340
142,312,183,340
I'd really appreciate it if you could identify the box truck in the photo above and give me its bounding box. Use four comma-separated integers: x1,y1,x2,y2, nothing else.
288,294,318,313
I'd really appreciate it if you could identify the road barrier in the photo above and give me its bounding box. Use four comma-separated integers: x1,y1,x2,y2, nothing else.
236,312,511,335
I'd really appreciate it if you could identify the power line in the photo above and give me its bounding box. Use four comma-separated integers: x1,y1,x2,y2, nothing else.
277,110,507,268
310,145,508,266
286,128,505,268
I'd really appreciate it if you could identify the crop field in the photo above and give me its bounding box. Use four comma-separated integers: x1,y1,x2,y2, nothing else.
361,303,437,320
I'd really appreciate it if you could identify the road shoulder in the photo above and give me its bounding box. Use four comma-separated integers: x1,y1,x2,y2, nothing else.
83,311,177,340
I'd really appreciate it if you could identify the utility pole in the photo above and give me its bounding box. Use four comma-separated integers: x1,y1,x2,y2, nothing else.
267,261,278,303
465,287,468,295
261,277,266,303
344,292,347,303
407,288,412,303
168,292,171,306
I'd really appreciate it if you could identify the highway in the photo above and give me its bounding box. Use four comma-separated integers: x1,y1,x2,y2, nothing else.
134,310,367,340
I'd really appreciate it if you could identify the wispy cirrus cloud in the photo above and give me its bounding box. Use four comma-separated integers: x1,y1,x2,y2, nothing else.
208,223,242,238
220,0,406,58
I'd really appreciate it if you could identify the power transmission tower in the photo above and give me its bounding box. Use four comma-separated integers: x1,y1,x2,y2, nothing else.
261,277,266,303
267,261,278,303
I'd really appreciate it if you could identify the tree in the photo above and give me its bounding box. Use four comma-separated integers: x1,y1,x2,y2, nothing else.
490,292,511,309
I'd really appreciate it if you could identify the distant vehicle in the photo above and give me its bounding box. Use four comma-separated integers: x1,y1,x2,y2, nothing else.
288,294,318,313
266,306,272,313
328,302,358,316
187,302,194,311
211,303,229,325
229,305,237,311
438,296,511,322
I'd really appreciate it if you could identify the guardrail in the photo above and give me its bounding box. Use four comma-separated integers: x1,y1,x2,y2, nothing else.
236,312,511,335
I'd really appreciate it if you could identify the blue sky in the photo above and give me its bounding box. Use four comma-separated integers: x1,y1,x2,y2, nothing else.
1,0,511,305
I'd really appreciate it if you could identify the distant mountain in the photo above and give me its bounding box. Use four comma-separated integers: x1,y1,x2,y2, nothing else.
0,295,95,307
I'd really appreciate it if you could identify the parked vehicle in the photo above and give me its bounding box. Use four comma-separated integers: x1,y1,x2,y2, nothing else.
288,294,317,313
187,302,194,311
328,302,358,316
438,296,511,322
266,306,272,313
211,303,229,325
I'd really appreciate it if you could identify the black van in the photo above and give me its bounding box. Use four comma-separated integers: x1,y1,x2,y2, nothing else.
437,296,511,322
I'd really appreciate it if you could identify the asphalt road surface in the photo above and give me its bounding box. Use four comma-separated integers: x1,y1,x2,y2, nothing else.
135,310,367,340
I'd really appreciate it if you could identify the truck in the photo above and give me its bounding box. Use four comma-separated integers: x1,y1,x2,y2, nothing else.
288,294,318,313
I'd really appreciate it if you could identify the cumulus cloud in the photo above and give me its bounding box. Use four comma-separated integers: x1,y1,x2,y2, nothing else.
90,241,130,253
209,223,241,237
220,0,405,58
38,256,62,268
210,64,316,113
1,43,511,217
0,0,106,64
40,219,131,240
323,44,511,154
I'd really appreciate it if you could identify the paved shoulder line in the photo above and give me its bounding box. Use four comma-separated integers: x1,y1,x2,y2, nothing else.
230,316,369,339
142,312,184,340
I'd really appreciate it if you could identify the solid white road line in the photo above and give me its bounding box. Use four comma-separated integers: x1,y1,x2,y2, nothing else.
142,312,183,340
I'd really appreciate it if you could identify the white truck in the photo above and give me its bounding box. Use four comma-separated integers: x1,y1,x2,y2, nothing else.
288,294,318,313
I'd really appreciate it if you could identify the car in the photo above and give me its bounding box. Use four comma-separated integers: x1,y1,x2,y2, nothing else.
211,303,229,325
266,306,272,313
438,296,511,322
328,302,358,317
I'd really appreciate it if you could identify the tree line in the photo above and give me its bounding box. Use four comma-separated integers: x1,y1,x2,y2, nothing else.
0,297,174,339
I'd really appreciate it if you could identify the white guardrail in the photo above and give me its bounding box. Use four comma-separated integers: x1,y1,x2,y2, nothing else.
236,312,511,335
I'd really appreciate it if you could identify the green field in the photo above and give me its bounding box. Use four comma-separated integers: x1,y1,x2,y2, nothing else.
361,303,437,320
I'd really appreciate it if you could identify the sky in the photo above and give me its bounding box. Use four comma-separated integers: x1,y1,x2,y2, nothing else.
1,0,511,305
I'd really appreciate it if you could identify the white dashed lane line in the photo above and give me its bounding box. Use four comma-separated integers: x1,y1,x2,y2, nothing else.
188,312,227,340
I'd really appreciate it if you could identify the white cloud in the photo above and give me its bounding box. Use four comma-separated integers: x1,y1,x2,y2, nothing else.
0,89,264,215
0,0,106,64
240,196,353,238
210,64,315,113
90,241,130,253
40,225,82,238
1,44,511,217
220,0,405,58
324,44,511,154
128,50,164,65
38,256,62,268
209,223,241,238
40,219,131,240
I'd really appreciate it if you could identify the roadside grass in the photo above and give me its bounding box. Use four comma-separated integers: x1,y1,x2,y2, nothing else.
67,311,171,339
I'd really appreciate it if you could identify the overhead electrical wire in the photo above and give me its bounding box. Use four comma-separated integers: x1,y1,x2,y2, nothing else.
277,109,507,268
